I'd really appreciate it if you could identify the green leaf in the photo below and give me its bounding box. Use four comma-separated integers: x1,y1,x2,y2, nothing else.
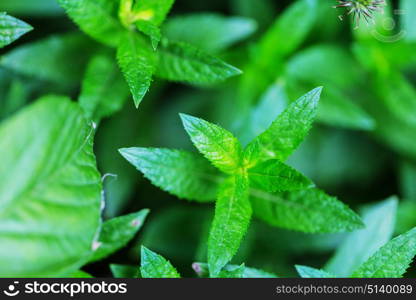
69,270,94,278
156,39,242,85
1,33,95,85
90,209,149,263
193,262,278,278
208,174,251,277
140,246,181,278
218,264,245,278
0,12,32,48
250,188,364,233
0,0,64,17
117,33,156,108
58,0,124,47
248,159,314,192
79,53,129,122
257,0,317,63
180,113,243,174
352,227,416,278
163,13,257,53
135,20,161,50
401,0,416,41
110,264,139,278
245,87,322,163
133,0,175,26
119,147,222,202
326,197,397,277
400,161,416,200
0,96,102,277
295,265,335,278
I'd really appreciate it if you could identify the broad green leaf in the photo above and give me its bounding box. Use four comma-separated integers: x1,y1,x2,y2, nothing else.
208,175,251,277
1,33,94,85
79,53,129,122
58,0,124,47
0,96,102,277
295,265,335,278
163,13,257,53
156,39,242,85
90,209,149,263
250,188,363,233
401,0,416,41
193,262,278,278
69,270,94,278
140,246,181,278
245,87,322,163
180,114,243,174
326,197,397,277
117,33,156,107
352,227,416,278
110,264,139,278
248,159,314,192
257,0,317,64
119,147,222,202
0,12,32,48
0,0,64,16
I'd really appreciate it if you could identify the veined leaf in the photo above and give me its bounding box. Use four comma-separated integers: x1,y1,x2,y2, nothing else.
0,12,32,48
180,113,243,174
140,246,180,278
295,265,335,278
79,53,129,122
326,198,397,277
90,209,149,263
248,159,314,192
119,147,222,202
208,175,251,277
0,96,102,277
250,188,363,233
351,227,416,278
193,262,278,278
245,87,322,163
58,0,124,47
163,13,257,53
117,33,156,107
156,39,242,85
110,264,139,278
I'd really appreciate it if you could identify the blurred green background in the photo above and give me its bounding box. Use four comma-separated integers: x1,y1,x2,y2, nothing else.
1,0,416,277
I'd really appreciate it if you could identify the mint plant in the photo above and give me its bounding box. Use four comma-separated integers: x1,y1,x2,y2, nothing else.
120,87,363,277
58,0,242,107
0,12,32,48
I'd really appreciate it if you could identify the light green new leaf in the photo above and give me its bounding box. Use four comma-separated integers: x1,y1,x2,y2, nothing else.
58,0,124,47
90,209,149,263
156,39,242,85
180,113,243,174
133,0,175,26
140,246,181,278
250,188,363,233
1,33,95,85
248,159,314,192
245,87,322,163
0,96,102,277
257,0,317,63
401,0,416,41
163,13,257,53
296,265,335,278
352,227,416,278
110,264,139,278
119,147,222,202
193,262,278,278
79,53,129,122
208,175,251,277
326,198,397,277
117,33,156,107
0,12,32,48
